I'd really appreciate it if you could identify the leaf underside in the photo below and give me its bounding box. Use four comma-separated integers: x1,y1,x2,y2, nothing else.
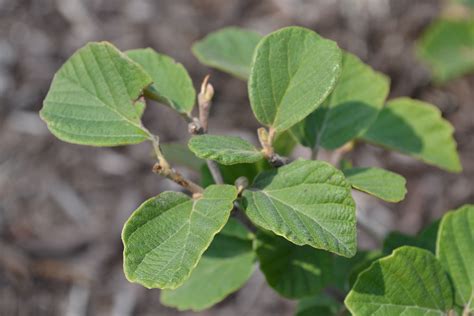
291,52,389,150
127,48,196,114
361,97,461,173
40,42,152,146
256,231,332,299
188,135,264,165
242,159,356,257
345,246,453,316
344,167,407,202
417,19,474,83
192,27,262,80
248,26,342,132
122,185,238,289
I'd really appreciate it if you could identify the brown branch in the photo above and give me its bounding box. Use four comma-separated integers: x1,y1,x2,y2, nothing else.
152,162,203,195
149,134,203,195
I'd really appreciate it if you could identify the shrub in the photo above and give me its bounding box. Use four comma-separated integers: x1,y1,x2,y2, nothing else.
40,26,472,315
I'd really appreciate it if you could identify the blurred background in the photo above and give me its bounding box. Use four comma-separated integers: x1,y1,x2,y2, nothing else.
0,0,473,315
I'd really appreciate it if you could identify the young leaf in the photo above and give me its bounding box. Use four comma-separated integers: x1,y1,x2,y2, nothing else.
417,19,474,83
192,27,262,80
122,185,238,289
248,26,342,132
40,42,152,146
291,52,390,149
188,135,264,165
160,219,255,311
127,48,196,114
256,231,332,299
436,204,474,311
345,246,454,315
361,97,462,173
343,167,407,202
242,159,356,257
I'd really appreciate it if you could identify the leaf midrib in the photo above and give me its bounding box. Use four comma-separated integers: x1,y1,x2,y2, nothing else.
261,190,352,254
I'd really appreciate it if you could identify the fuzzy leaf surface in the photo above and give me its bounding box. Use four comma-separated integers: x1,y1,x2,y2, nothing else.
127,48,195,114
437,204,474,311
122,185,237,289
160,219,255,311
248,26,342,132
291,52,389,149
40,42,152,146
192,27,262,80
361,97,461,172
345,246,453,316
344,167,407,202
256,231,332,298
242,159,356,257
188,135,263,165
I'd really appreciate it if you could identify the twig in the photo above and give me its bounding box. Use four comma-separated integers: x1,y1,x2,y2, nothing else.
149,134,203,195
187,75,225,185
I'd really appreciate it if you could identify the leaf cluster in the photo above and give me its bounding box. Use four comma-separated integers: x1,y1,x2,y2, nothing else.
39,25,467,315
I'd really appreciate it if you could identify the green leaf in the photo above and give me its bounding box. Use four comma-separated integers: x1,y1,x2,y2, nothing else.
343,167,407,202
273,131,297,156
127,48,195,114
382,220,440,255
291,52,389,149
242,159,356,257
361,97,462,173
160,219,255,311
345,246,454,315
383,232,423,255
331,250,382,292
256,230,332,299
40,42,152,146
417,19,474,83
188,135,264,165
437,204,474,311
161,142,205,171
200,162,265,188
417,219,440,254
122,185,238,289
248,26,342,132
296,294,341,316
192,27,262,80
347,251,384,289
